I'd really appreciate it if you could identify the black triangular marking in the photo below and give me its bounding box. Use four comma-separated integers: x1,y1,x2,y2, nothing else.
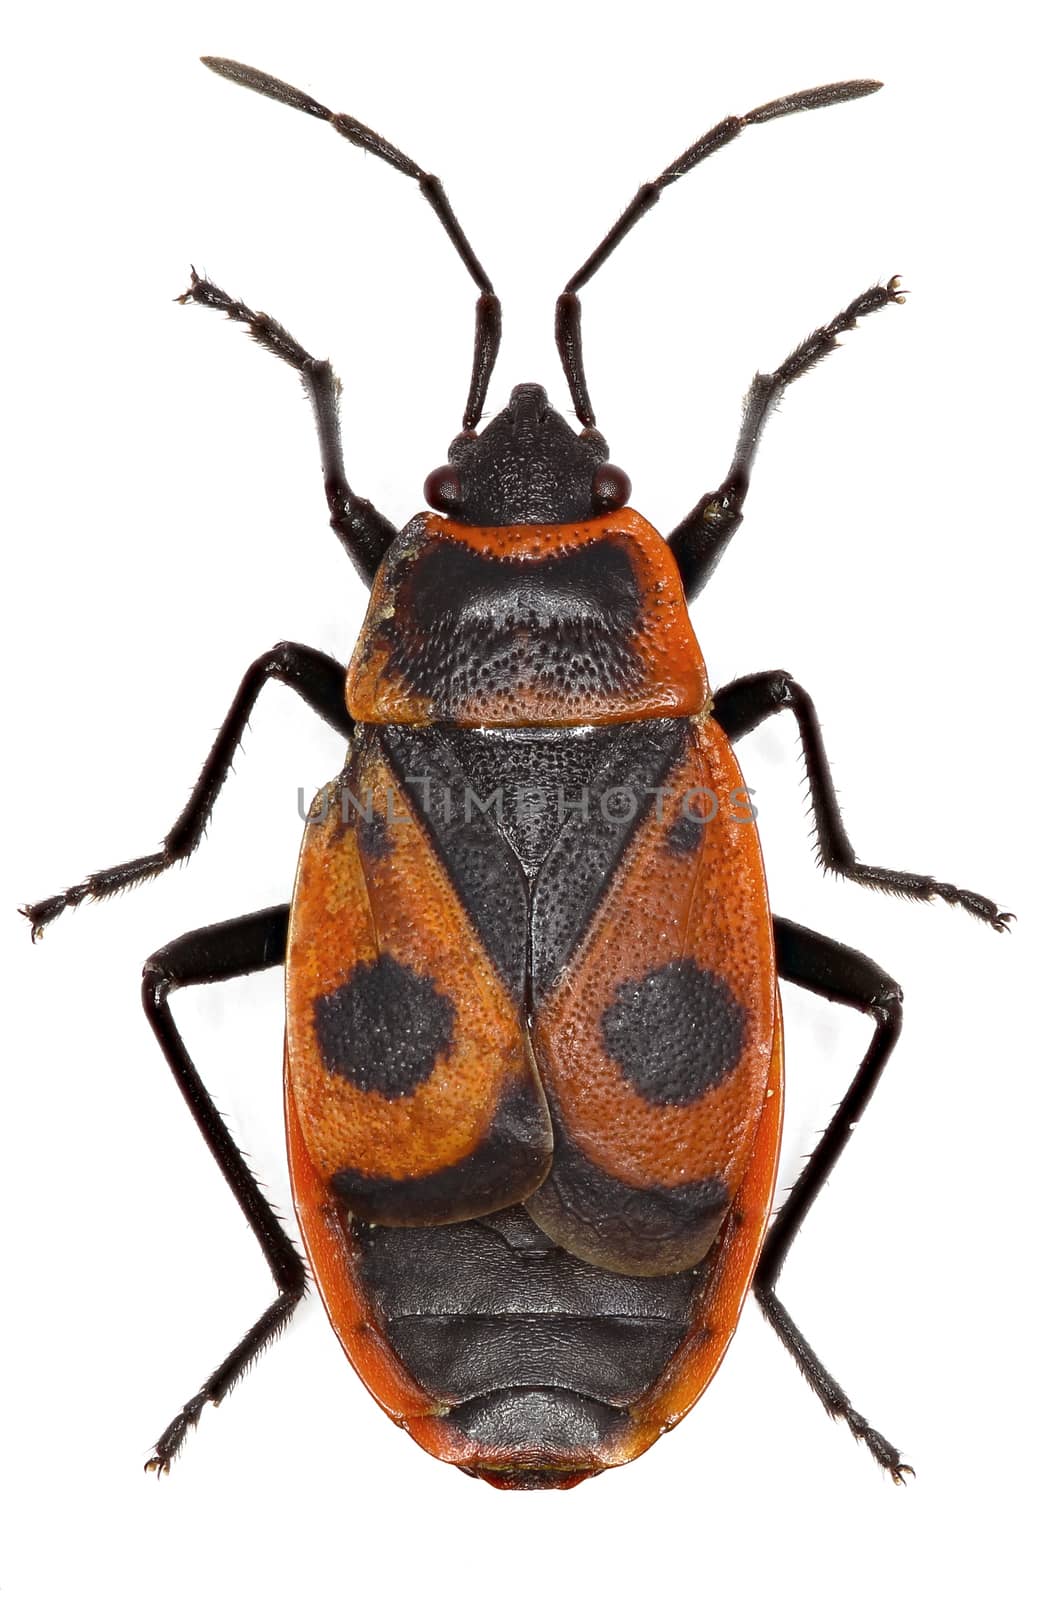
379,726,530,1003
381,719,691,1009
530,719,689,1001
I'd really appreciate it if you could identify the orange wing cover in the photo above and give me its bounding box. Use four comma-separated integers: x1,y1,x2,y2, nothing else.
285,730,553,1227
285,713,780,1470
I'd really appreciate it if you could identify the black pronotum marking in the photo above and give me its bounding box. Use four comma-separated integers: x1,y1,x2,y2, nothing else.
406,539,641,638
379,534,646,715
601,959,747,1106
314,953,455,1098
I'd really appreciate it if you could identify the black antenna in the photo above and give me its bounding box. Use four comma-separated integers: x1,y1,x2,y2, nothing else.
556,79,882,427
202,57,501,431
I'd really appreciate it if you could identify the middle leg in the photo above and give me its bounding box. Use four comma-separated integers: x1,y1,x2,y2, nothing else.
24,640,352,938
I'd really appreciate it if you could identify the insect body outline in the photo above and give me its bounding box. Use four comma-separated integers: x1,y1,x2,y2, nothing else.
23,56,1010,1490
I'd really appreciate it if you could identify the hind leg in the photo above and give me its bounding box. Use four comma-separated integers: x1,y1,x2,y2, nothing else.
140,904,301,1472
758,916,912,1481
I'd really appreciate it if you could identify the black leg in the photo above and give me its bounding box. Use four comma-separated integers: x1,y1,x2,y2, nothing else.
23,641,352,939
179,272,397,582
713,669,1012,929
555,80,881,427
141,904,301,1472
759,916,911,1481
201,58,501,431
668,281,903,598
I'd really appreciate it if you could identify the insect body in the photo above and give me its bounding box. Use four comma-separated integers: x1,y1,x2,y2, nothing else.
25,58,1010,1489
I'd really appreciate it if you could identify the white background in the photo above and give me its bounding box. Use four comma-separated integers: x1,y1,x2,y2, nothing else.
3,2,1042,1596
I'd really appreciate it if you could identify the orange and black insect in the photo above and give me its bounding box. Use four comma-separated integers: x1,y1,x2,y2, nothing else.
24,58,1011,1490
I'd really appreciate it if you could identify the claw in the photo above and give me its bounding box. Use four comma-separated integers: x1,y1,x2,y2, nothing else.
20,900,59,942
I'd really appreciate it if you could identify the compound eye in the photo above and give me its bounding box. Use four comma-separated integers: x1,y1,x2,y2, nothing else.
424,464,463,512
592,463,631,512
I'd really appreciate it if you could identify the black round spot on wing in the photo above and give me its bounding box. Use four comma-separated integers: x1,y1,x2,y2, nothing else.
601,959,746,1106
314,954,455,1099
